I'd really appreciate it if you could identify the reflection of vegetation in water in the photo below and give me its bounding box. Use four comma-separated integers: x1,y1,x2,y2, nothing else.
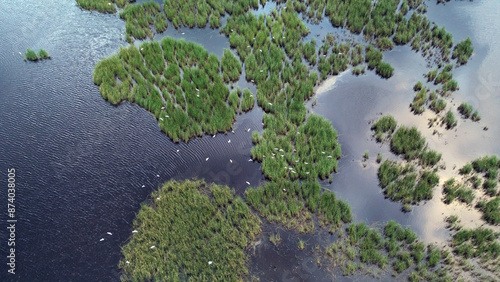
119,180,261,281
93,37,249,142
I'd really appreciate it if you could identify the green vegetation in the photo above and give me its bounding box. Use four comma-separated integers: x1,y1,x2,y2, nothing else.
120,2,168,42
390,126,425,160
373,119,442,208
119,180,261,281
86,0,485,278
443,178,474,205
452,227,500,259
24,48,50,61
378,160,439,208
37,49,50,59
93,37,249,142
457,102,473,118
76,0,130,13
453,156,500,225
164,0,257,29
476,197,500,225
376,61,394,78
443,110,457,129
251,114,341,181
458,102,480,121
429,98,446,113
420,149,441,167
245,180,351,233
326,220,454,279
410,87,427,114
270,233,281,246
298,239,305,250
377,153,383,164
221,49,242,82
371,115,397,142
452,37,473,66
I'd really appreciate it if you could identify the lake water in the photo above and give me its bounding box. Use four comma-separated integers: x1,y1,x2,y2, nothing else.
0,0,499,281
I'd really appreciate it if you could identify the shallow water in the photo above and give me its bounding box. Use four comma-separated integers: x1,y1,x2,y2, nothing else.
0,0,499,281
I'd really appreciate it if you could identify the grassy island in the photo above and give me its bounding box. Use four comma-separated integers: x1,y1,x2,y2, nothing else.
85,0,491,279
372,116,442,210
119,180,261,281
93,37,249,142
24,48,50,61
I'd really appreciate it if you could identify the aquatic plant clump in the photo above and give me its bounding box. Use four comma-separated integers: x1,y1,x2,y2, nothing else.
93,37,246,142
452,37,473,66
371,115,397,142
245,180,352,233
119,180,261,281
390,126,426,160
164,0,258,29
24,48,50,61
76,0,131,13
326,220,454,279
120,2,168,42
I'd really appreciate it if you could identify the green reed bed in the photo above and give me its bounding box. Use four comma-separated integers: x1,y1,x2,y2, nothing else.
452,227,500,260
458,102,480,121
443,178,475,205
120,2,167,42
221,49,242,82
442,110,457,129
76,0,127,13
94,37,248,142
476,197,500,225
390,126,426,160
410,87,427,114
372,115,397,142
452,37,473,66
119,180,261,281
430,98,446,113
24,48,50,61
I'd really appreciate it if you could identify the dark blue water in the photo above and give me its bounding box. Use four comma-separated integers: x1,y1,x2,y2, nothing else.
1,0,498,281
0,1,264,280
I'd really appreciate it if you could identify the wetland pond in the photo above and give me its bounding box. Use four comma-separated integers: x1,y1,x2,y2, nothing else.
1,0,499,280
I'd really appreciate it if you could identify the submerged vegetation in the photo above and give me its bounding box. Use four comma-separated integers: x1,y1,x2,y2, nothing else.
24,48,50,61
119,180,261,281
